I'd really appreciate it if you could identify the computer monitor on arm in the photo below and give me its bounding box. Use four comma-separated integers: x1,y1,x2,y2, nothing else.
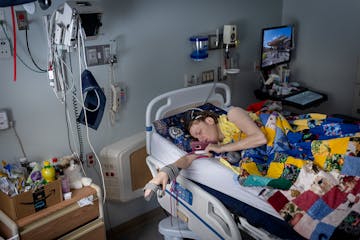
260,25,294,78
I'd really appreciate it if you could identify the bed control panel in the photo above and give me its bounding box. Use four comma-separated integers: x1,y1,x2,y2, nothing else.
171,182,193,206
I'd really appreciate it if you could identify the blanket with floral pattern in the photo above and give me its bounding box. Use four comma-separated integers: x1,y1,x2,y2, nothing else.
220,112,360,239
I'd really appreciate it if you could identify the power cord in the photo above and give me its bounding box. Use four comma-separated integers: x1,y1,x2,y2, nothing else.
0,22,46,74
77,21,106,205
8,121,27,159
25,28,47,72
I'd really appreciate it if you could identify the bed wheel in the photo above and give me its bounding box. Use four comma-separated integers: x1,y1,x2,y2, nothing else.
158,216,199,240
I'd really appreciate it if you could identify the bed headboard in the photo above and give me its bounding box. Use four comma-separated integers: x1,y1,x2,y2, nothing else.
145,83,231,154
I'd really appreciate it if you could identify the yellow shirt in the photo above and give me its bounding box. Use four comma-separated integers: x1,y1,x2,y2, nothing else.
217,114,242,144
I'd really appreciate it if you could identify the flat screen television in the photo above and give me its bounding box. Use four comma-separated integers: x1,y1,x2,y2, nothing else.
260,25,293,70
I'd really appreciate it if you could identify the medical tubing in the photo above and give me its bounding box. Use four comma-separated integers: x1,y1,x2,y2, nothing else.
203,74,218,105
69,52,84,162
54,51,100,112
66,109,82,161
72,89,84,162
25,28,47,72
64,93,72,152
55,51,75,92
78,22,106,204
79,26,88,69
64,54,84,175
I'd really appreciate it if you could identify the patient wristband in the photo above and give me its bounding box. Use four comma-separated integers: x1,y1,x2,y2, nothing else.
160,164,180,182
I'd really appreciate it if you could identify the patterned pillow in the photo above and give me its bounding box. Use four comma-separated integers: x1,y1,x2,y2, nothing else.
153,103,227,152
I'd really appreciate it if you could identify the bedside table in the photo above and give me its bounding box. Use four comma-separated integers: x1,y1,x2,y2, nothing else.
0,184,105,240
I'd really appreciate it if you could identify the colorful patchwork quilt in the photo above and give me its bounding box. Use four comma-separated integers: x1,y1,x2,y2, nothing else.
152,102,360,239
220,112,360,239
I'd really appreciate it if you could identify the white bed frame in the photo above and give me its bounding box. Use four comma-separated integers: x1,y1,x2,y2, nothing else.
145,83,279,240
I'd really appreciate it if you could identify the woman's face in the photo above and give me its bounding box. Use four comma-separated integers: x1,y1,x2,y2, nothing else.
189,117,219,143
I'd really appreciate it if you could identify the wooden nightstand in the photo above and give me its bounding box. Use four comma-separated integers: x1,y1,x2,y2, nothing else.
0,184,105,240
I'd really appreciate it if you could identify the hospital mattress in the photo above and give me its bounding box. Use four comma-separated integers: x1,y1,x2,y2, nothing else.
150,132,280,219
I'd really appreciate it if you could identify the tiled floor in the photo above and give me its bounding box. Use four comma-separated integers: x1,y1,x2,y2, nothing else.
107,208,166,240
107,207,255,240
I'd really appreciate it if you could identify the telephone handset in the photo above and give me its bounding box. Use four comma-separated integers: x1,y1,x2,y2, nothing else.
111,83,121,112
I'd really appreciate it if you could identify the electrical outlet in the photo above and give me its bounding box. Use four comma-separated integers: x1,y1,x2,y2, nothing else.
85,44,111,66
0,39,11,58
15,11,28,30
202,70,215,83
86,152,96,167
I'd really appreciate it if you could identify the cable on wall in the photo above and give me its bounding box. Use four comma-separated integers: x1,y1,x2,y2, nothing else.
69,52,84,162
0,23,46,74
10,6,16,81
9,121,27,159
25,28,47,72
77,21,106,204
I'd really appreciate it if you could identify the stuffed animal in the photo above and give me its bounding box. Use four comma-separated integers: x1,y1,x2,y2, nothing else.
64,160,83,189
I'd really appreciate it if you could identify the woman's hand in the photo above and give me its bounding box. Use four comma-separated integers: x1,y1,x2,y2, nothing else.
205,143,223,154
143,153,210,199
143,171,169,199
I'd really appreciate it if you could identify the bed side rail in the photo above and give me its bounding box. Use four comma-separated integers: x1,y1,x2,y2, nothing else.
145,83,231,154
157,174,241,240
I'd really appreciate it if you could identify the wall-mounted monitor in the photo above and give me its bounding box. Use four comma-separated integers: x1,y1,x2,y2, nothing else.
260,25,294,70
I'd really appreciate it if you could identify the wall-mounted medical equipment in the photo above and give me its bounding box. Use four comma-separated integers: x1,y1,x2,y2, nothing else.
53,2,79,47
46,0,105,104
67,1,102,38
222,25,240,75
53,1,102,47
189,36,208,61
223,25,237,45
0,0,35,7
0,0,51,10
85,44,110,66
77,70,106,130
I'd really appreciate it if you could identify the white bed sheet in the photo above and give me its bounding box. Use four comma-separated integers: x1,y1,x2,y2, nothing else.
150,132,281,219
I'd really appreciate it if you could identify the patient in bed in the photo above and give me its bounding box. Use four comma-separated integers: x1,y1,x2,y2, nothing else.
144,106,267,200
144,104,360,239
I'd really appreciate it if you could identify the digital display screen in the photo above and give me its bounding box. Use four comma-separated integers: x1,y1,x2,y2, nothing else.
284,90,323,106
260,25,293,69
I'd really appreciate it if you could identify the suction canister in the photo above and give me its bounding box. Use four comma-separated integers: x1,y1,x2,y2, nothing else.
190,36,208,61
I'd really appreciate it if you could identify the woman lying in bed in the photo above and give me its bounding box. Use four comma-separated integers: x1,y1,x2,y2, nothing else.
145,104,360,239
144,106,268,199
144,105,360,197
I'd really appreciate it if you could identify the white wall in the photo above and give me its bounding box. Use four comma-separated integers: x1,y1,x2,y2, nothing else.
282,0,360,115
0,0,283,228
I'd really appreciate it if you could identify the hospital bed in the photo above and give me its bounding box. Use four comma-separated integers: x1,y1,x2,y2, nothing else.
145,83,303,240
